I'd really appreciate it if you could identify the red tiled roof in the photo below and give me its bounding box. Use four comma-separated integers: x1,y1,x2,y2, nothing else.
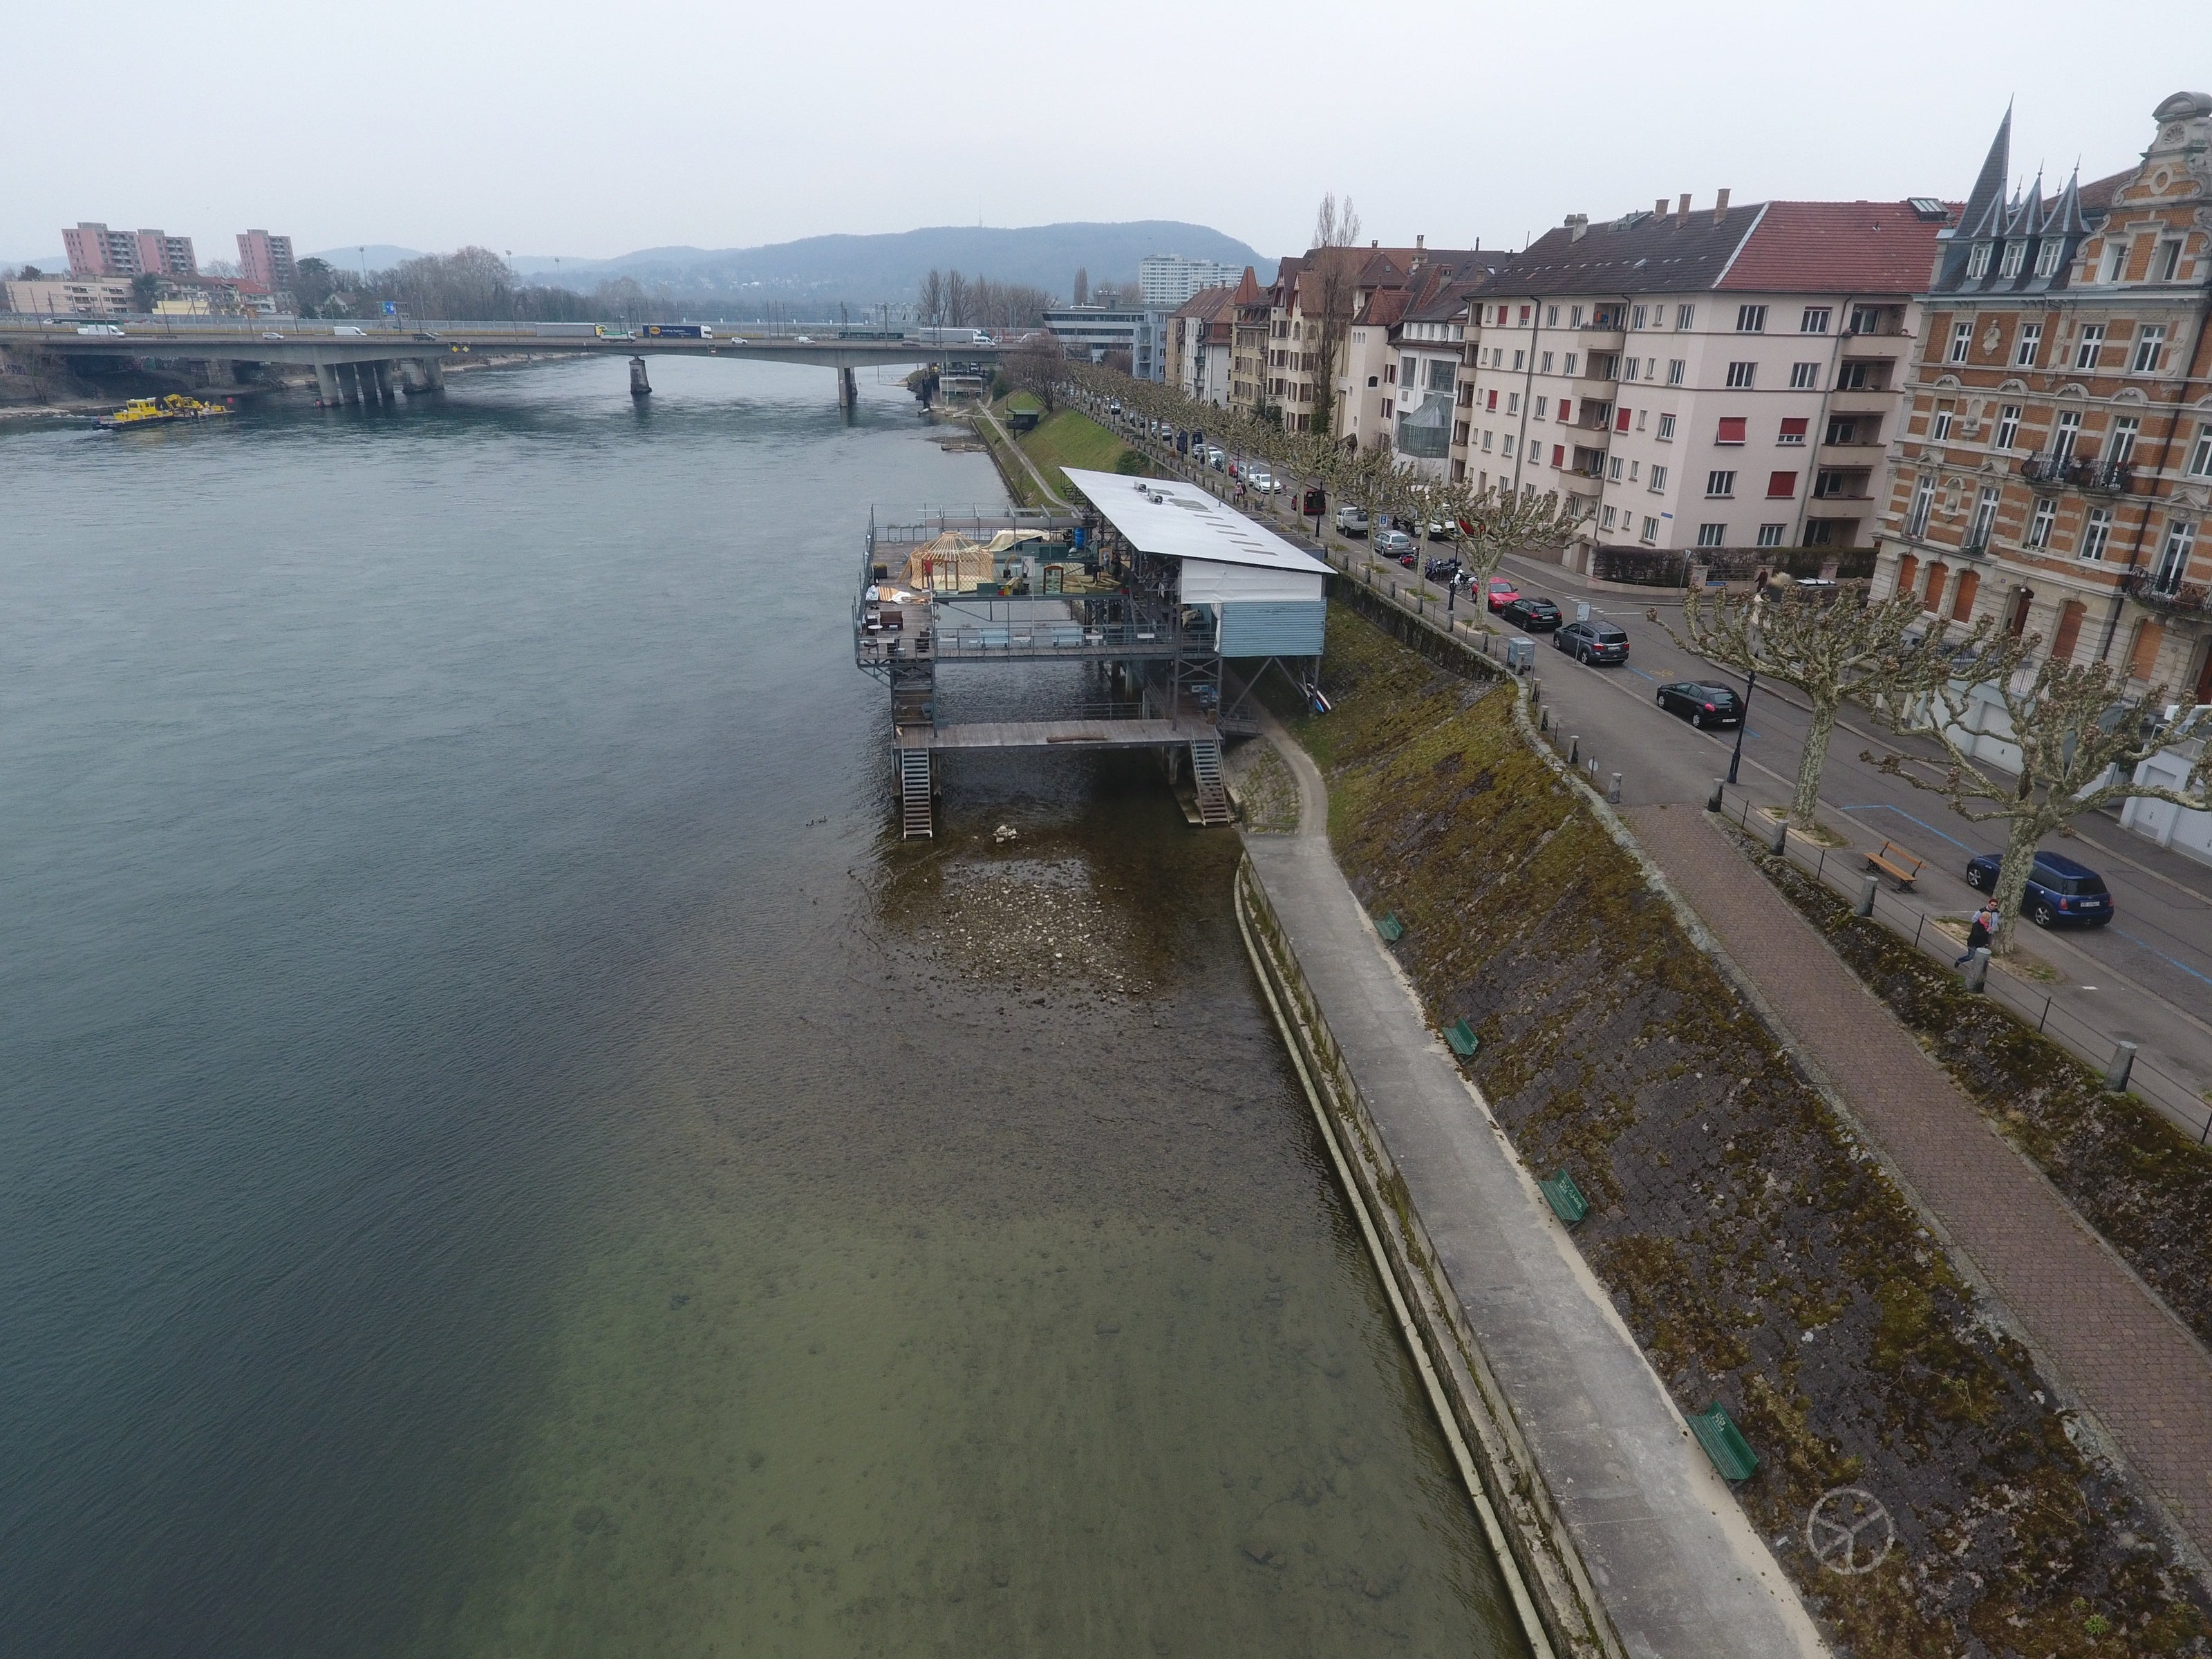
1717,200,1956,293
1360,288,1412,327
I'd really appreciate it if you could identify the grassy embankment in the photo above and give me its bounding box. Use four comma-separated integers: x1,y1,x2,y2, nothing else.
975,401,1150,508
1282,598,2209,1659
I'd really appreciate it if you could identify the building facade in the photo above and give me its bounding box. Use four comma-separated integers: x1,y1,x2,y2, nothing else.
3,276,133,315
1167,284,1237,406
1140,254,1244,310
1872,93,2212,705
62,223,196,279
237,229,297,297
1042,305,1170,381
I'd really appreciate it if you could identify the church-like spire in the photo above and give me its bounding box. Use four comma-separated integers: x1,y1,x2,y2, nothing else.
1959,105,2013,241
2045,165,2092,236
2006,168,2046,237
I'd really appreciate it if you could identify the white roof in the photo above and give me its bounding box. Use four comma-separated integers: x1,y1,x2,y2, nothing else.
1062,467,1333,577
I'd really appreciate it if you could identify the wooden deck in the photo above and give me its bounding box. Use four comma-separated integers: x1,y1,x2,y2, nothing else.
896,720,1216,751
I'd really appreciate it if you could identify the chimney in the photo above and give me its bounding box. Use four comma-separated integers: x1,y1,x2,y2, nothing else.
1656,198,1668,218
1712,188,1732,224
1566,214,1588,242
1416,234,1425,250
1677,192,1691,223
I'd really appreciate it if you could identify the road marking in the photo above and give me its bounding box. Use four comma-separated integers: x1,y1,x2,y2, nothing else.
1837,803,1976,853
2109,930,2212,990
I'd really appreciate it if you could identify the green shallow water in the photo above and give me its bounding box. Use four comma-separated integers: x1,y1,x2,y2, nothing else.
0,356,1526,1657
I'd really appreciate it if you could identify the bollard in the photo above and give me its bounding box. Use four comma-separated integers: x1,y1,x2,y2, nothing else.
1531,675,1542,704
1855,874,1877,917
1707,778,1725,813
1608,771,1622,804
1963,947,1991,993
1539,706,1550,732
2104,1040,2138,1092
1568,735,1580,765
1768,816,1788,854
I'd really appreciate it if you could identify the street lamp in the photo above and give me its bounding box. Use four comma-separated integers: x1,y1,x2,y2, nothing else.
1727,574,1769,786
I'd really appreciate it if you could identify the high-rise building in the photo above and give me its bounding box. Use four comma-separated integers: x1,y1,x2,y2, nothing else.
62,223,140,278
1140,254,1244,310
237,229,297,294
134,229,196,277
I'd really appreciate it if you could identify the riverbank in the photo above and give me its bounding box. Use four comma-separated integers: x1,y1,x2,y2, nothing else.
1248,593,2211,1657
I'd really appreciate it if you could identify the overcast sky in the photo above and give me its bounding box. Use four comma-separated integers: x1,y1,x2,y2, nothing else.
6,0,2192,270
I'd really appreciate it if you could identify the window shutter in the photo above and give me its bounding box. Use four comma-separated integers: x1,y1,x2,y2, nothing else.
1615,407,1631,432
1559,399,1573,424
1779,418,1808,440
1553,444,1565,467
1717,418,1747,444
1486,389,1497,411
1768,471,1797,498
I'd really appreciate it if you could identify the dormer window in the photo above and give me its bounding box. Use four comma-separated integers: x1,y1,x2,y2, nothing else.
2000,241,2025,277
2101,238,2129,283
2034,240,2061,278
1967,243,1992,278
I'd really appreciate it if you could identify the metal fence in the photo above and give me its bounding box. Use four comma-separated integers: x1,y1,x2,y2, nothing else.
1713,789,2212,1143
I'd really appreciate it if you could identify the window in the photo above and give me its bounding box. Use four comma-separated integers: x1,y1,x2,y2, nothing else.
1966,485,2000,548
2111,415,2139,466
2079,504,2115,561
1535,395,1548,417
1756,523,1787,547
1519,306,1531,324
1501,434,1515,458
2133,324,2167,374
2156,239,2184,282
2035,239,2061,278
2052,409,2081,462
1551,444,1564,467
1716,417,1747,444
2027,498,2056,549
1481,430,1493,451
1697,523,1727,547
1906,476,1935,536
1666,358,1685,386
2188,423,2212,478
1539,350,1554,373
1967,243,1991,278
1615,406,1631,433
1949,320,1973,363
1736,303,1767,333
2075,322,2105,369
1641,516,1660,544
1570,306,1583,327
1933,406,1953,441
1800,306,1831,334
2014,321,2041,366
1706,469,1736,496
1725,361,1756,388
1563,352,1580,376
1994,404,2021,449
2100,239,2128,284
1778,418,1808,445
1649,464,1668,492
1676,304,1696,330
1618,357,1635,382
1485,388,1497,411
1631,304,1647,328
1608,457,1624,482
1430,358,1457,391
1790,361,1820,389
1656,413,1676,441
1512,350,1526,371
1602,505,1617,529
2000,240,2026,277
1556,398,1571,422
1766,470,1798,498
2155,518,2197,590
1545,305,1559,327
1507,392,1520,415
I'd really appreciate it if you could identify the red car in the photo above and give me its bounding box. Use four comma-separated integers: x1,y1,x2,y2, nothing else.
1485,577,1519,612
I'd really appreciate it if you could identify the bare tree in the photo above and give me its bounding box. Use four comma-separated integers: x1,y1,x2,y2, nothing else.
1864,625,2212,955
1312,192,1362,251
919,268,946,327
1448,483,1590,600
1006,332,1065,412
1650,586,1927,825
1300,193,1367,438
1072,267,1089,306
945,269,971,328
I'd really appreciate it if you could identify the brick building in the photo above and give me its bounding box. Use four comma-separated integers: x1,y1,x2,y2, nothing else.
1872,93,2212,704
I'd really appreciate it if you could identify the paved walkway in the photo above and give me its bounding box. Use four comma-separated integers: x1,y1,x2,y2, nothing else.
970,404,1069,508
1627,802,2212,1559
1246,724,1824,1659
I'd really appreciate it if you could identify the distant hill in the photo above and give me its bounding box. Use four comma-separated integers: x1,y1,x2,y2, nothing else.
509,221,1271,308
306,245,427,271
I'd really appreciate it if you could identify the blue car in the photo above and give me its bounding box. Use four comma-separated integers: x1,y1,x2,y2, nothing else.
1962,849,2114,928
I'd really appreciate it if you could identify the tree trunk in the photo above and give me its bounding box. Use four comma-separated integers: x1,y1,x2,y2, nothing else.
1987,814,2044,957
1792,695,1836,826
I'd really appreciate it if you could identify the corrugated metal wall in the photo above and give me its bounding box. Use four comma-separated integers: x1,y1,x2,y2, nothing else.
1219,601,1327,658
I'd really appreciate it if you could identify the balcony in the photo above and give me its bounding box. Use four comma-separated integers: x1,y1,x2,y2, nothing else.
1817,439,1885,467
2020,453,2135,494
1826,384,1894,413
2122,568,2211,616
1577,315,1627,350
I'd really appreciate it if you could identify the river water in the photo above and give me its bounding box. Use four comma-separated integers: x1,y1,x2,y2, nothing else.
0,356,1527,1656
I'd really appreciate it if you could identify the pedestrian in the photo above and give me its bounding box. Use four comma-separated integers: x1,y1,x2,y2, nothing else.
1956,901,1998,967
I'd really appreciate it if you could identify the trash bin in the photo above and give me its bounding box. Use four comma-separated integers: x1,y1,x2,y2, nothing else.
1506,636,1535,673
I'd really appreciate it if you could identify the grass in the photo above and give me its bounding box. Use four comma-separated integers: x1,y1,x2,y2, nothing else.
1014,409,1148,498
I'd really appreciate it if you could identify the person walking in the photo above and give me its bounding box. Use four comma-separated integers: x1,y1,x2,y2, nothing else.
1956,901,1998,967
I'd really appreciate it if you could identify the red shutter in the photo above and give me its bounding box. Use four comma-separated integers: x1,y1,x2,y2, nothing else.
1717,417,1747,444
1767,471,1798,498
1615,406,1631,433
1558,399,1571,423
1553,444,1565,467
1487,389,1498,411
1779,417,1809,440
1520,306,1532,324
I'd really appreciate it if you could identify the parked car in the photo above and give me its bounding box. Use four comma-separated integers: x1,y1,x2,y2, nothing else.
1499,596,1562,631
1374,527,1416,559
1426,519,1458,541
1484,577,1519,612
1247,469,1277,494
1656,681,1743,728
1334,504,1370,536
1963,850,2114,928
1207,447,1226,469
1425,556,1461,581
1556,619,1629,664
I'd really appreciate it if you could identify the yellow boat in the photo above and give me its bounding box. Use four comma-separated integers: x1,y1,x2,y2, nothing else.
97,394,230,431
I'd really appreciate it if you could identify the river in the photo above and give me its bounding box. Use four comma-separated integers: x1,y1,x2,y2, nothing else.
0,355,1528,1656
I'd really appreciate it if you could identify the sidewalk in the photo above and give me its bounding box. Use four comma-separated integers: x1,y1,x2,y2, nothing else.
1625,801,2212,1560
1243,727,1824,1659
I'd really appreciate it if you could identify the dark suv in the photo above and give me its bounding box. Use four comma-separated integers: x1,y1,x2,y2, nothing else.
1555,619,1629,664
1499,596,1562,632
1962,850,2114,928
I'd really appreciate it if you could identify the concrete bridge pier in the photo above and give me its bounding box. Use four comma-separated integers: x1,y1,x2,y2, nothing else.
371,361,394,401
837,364,858,413
315,362,342,406
629,356,651,397
418,357,444,392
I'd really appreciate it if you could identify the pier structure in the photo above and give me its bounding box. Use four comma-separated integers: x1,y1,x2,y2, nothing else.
856,467,1331,838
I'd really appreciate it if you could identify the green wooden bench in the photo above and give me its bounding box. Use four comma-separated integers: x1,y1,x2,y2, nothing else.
1374,910,1405,943
1688,1405,1759,1482
1445,1018,1480,1059
1537,1169,1588,1226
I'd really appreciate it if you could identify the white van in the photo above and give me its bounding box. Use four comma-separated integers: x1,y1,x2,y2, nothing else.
332,325,366,336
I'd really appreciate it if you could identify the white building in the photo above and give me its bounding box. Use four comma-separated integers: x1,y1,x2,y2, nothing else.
1141,254,1244,310
1044,305,1170,382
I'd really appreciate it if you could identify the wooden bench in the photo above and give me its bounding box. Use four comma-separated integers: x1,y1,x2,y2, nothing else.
1864,839,1925,891
1688,1404,1760,1482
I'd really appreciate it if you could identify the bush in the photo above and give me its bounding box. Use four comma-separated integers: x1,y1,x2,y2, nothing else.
1113,448,1147,476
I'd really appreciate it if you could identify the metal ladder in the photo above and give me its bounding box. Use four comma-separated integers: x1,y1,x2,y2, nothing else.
897,748,934,839
1188,738,1233,827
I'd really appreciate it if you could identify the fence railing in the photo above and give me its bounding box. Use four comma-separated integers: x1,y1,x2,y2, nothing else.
1713,789,2212,1143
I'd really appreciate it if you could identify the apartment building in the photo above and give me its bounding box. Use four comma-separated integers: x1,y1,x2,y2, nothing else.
1228,265,1274,418
1258,241,1483,439
1392,272,1485,478
1141,254,1243,309
1872,93,2212,704
61,223,196,279
236,229,297,296
1165,283,1238,406
3,276,133,315
1459,194,1949,563
1042,304,1170,381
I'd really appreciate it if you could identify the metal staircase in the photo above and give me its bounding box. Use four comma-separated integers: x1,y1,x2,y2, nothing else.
1188,738,1233,827
897,749,934,839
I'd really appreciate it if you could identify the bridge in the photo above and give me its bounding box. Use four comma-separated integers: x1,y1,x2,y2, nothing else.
0,317,1007,411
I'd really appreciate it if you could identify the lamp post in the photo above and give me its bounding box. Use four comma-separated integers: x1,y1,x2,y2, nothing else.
1727,574,1768,786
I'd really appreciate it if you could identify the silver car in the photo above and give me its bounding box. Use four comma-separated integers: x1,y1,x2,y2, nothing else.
1374,528,1416,557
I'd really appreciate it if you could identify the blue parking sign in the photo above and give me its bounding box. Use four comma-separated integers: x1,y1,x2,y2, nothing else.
382,301,397,315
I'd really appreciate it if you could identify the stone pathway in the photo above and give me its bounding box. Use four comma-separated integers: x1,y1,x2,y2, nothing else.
1246,721,1824,1659
1626,802,2212,1561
